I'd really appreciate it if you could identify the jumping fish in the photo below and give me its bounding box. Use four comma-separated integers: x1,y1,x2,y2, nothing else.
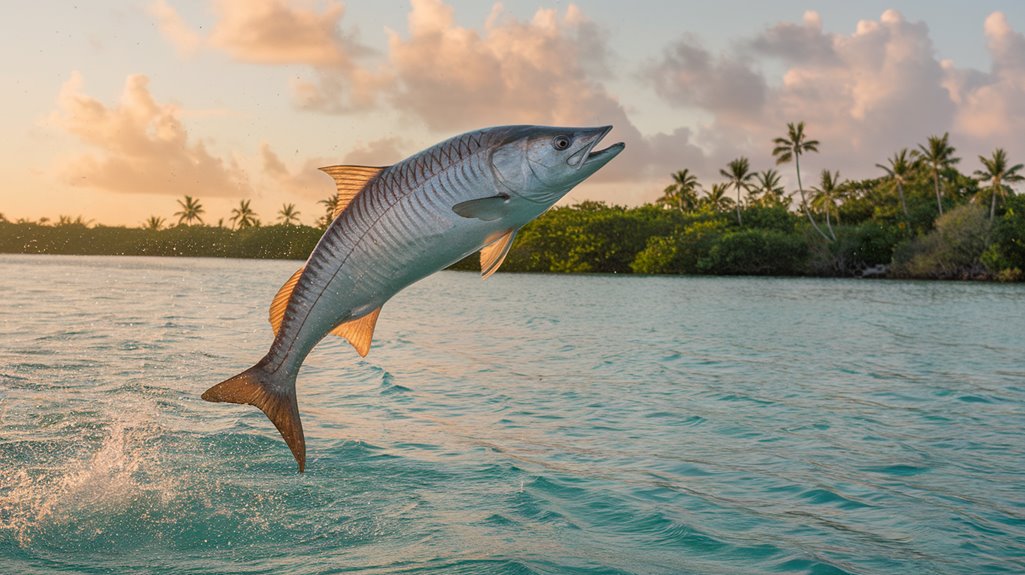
202,125,624,471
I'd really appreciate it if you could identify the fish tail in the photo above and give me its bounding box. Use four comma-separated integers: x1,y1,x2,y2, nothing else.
202,360,306,472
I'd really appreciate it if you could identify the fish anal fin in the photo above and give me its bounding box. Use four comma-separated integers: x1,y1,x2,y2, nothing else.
202,363,306,472
480,228,517,279
269,266,305,336
452,195,510,221
319,165,386,218
330,306,382,357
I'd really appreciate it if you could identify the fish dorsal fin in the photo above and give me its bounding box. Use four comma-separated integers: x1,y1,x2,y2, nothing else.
269,266,305,335
319,165,386,218
452,194,510,221
480,229,517,279
330,306,382,357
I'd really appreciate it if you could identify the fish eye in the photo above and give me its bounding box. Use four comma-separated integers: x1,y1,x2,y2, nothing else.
552,135,571,151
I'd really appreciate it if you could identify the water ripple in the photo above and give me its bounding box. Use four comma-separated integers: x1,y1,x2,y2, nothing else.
1,256,1024,574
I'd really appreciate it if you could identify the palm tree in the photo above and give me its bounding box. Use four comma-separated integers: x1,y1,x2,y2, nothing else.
974,148,1024,220
317,193,340,228
753,169,786,207
912,133,959,216
230,199,258,229
175,195,205,225
810,170,842,238
773,122,830,241
702,183,734,213
144,216,165,230
876,149,913,222
56,215,92,227
720,157,755,225
277,203,301,225
657,169,702,213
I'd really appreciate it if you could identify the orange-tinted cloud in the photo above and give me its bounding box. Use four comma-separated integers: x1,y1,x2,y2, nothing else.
51,72,251,197
260,136,409,202
150,3,1025,201
210,0,361,66
260,143,332,200
151,0,202,56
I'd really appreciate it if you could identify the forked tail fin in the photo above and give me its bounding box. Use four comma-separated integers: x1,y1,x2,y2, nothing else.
202,362,306,472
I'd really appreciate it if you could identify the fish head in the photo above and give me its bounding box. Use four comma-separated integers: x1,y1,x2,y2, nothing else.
490,125,624,207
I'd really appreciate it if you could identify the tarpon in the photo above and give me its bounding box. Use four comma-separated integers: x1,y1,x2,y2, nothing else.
202,125,624,471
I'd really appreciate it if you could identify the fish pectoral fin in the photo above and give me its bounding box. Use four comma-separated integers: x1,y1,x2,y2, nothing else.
330,306,382,357
319,165,387,218
480,228,518,280
269,266,305,336
452,194,510,221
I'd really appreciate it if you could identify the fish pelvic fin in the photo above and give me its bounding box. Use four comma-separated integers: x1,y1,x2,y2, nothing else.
202,362,306,472
330,306,382,357
480,228,517,279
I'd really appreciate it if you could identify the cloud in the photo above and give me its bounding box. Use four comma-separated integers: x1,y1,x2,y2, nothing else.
950,12,1025,145
644,36,767,125
260,143,332,200
209,0,364,66
383,0,617,130
340,137,408,165
208,0,391,112
259,136,409,202
51,72,251,197
150,0,390,112
381,0,696,185
150,3,1025,203
646,9,971,182
283,0,676,184
748,11,839,66
150,0,202,56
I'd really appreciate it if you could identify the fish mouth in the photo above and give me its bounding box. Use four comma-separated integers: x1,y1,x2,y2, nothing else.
569,125,625,169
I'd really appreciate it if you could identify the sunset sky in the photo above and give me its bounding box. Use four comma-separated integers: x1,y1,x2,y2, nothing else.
3,1,1025,227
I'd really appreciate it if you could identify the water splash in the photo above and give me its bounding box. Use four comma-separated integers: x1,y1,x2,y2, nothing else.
0,406,177,547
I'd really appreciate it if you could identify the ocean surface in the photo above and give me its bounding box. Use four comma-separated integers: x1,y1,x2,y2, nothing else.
0,254,1023,575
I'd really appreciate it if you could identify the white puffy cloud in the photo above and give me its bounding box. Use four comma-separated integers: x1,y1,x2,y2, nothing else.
51,72,251,197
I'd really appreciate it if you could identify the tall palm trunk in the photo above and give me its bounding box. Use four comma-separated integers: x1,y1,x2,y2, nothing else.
897,182,909,221
932,168,943,216
735,189,743,226
989,177,1000,220
796,155,832,241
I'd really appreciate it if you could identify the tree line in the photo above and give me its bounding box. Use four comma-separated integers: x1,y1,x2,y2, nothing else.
1,122,1023,280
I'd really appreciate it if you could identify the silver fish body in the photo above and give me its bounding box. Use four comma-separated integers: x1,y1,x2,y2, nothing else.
203,125,624,471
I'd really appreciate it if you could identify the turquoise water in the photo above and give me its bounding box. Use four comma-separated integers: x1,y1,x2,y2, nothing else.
1,255,1023,574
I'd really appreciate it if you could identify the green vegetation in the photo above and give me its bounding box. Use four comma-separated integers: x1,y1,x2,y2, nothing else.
2,124,1024,281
